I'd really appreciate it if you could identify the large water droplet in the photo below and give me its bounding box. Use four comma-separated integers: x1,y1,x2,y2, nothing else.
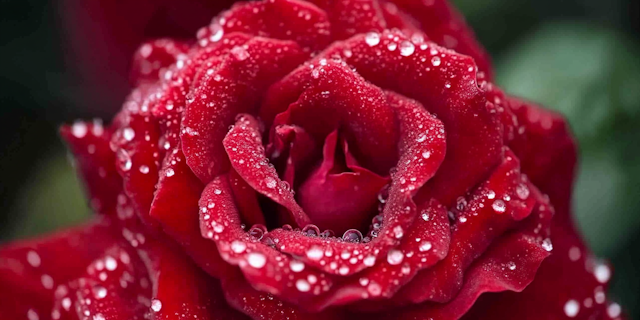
399,41,415,56
365,32,381,47
387,249,404,265
247,252,266,268
342,229,363,243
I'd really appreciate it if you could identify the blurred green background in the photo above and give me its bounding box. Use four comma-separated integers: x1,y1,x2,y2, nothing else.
0,0,638,317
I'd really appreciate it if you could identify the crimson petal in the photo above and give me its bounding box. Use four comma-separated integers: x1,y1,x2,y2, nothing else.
223,114,311,227
0,219,119,319
317,30,502,209
61,121,121,216
181,37,306,182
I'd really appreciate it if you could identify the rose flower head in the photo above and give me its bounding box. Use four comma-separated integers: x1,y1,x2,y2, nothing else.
0,0,626,319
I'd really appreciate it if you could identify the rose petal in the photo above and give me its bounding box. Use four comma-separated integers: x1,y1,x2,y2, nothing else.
263,59,400,175
149,144,233,278
208,0,331,51
0,219,119,319
138,237,249,320
298,130,390,234
388,0,494,78
181,37,306,182
266,124,318,187
53,243,151,320
307,0,387,40
130,39,190,86
317,30,502,209
267,90,445,278
61,120,121,216
115,111,162,229
198,175,339,308
221,270,348,320
507,97,577,222
223,114,311,227
396,149,538,304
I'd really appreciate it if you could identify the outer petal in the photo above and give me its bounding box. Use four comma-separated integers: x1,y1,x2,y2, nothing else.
0,219,119,320
459,97,622,320
61,121,121,216
387,0,493,78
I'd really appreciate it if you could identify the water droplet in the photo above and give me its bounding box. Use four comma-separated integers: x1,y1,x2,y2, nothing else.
516,183,530,199
607,303,621,318
342,229,363,243
290,260,305,273
93,286,107,299
399,41,415,56
365,32,381,47
506,261,516,270
165,168,175,177
492,199,506,213
27,251,41,267
564,299,580,317
422,151,431,159
569,246,581,261
72,122,88,138
387,42,397,51
41,274,54,289
306,246,324,261
123,127,135,141
419,241,432,252
296,279,310,292
393,226,404,239
302,225,320,237
139,165,150,174
367,282,382,296
363,255,376,267
247,252,267,268
93,314,105,320
542,238,553,252
594,263,611,283
231,240,247,253
387,249,404,265
265,177,277,189
151,299,162,312
431,56,441,67
105,256,117,271
230,46,250,61
249,225,266,240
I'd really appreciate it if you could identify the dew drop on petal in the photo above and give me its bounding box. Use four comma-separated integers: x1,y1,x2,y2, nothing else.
564,299,580,318
365,32,380,47
151,299,162,312
247,252,267,268
306,245,324,261
594,263,611,283
419,241,432,252
431,56,441,67
27,250,41,267
492,199,506,213
231,240,247,254
290,260,305,273
296,279,310,292
363,255,376,267
399,41,415,56
387,249,404,265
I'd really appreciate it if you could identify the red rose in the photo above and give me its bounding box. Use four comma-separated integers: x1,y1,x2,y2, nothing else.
1,1,625,319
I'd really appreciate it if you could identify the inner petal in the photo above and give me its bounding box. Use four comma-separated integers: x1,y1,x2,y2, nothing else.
297,130,390,235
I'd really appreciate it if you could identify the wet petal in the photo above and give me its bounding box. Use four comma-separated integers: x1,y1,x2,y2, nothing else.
0,220,119,319
61,120,122,216
181,37,306,182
